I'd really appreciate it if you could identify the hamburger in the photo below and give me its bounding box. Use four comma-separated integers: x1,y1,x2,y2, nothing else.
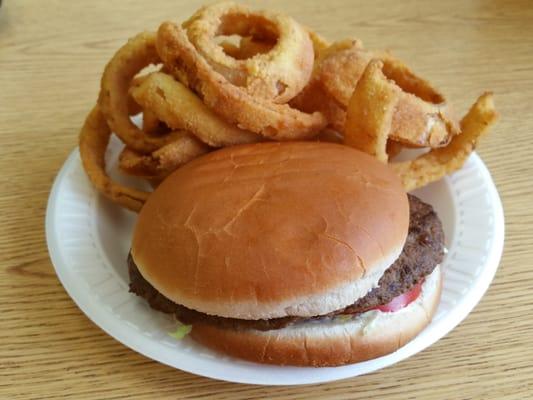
128,141,445,366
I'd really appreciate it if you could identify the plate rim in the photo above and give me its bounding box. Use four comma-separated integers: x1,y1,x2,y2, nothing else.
46,149,504,385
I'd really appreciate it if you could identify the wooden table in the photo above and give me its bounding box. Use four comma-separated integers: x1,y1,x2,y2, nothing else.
1,0,532,398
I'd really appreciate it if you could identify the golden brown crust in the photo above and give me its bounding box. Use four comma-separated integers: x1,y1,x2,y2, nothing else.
344,57,459,154
131,142,409,319
156,22,327,141
129,72,260,147
190,267,442,366
344,60,401,162
78,106,150,212
118,132,211,180
392,92,498,191
182,2,314,103
98,32,181,153
315,39,370,106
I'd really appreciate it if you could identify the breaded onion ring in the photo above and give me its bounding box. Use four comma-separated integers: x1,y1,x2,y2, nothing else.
182,2,314,103
119,132,210,179
98,32,180,153
130,72,260,147
382,55,460,147
344,59,460,156
315,39,372,107
392,92,498,191
79,106,150,212
343,60,401,162
156,22,327,140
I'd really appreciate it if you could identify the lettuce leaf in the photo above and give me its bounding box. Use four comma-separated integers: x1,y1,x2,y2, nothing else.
168,323,192,340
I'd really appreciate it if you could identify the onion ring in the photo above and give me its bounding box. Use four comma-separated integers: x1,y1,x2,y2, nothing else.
79,106,150,212
98,32,180,153
343,60,401,162
182,2,314,103
315,39,372,107
344,59,460,155
130,72,261,146
382,55,460,147
119,132,210,179
156,22,327,140
392,92,498,191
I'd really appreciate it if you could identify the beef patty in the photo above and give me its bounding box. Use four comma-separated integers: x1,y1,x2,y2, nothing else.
128,195,445,331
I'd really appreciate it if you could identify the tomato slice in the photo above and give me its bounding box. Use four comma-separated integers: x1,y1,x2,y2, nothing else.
374,281,423,313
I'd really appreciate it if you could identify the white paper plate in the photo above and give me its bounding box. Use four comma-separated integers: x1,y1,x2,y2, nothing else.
46,137,504,385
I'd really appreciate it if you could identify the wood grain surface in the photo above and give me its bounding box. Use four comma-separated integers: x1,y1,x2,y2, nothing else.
1,0,532,398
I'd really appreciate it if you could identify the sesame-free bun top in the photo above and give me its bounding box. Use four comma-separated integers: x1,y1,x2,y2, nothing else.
131,142,409,319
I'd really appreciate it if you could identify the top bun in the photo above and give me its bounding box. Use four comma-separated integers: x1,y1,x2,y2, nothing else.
131,142,409,319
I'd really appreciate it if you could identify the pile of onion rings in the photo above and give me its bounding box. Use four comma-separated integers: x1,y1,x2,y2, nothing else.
79,2,497,211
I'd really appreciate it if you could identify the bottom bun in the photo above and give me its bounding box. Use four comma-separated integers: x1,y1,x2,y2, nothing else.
190,266,442,366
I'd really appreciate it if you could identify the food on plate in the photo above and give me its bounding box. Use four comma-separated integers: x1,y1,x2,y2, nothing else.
98,32,181,153
129,71,261,146
73,2,500,370
128,142,445,366
79,107,150,212
340,61,498,187
157,22,327,140
392,92,497,191
79,2,496,216
182,2,314,102
293,39,461,149
344,58,460,153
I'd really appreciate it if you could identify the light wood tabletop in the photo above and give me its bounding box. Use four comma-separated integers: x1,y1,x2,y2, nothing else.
1,0,532,398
